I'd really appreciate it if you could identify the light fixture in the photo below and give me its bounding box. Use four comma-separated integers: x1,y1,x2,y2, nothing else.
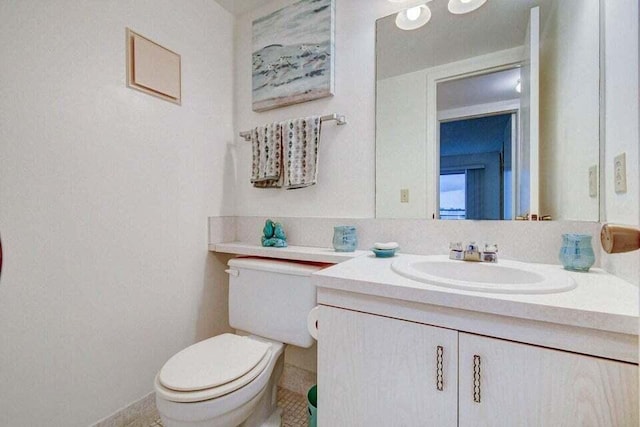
447,0,487,15
515,79,521,93
395,3,432,31
390,0,487,31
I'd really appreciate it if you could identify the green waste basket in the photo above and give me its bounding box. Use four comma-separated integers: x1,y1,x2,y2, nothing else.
307,385,317,427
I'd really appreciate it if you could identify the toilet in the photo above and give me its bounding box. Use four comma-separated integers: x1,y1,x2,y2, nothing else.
154,257,324,427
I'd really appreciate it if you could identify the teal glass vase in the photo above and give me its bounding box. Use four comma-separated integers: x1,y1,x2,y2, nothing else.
559,234,595,272
333,226,357,252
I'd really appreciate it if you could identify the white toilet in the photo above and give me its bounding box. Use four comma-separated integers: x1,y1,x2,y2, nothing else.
154,257,324,427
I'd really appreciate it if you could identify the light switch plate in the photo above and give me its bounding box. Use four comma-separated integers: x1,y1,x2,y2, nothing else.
614,153,627,193
400,188,409,203
588,165,598,197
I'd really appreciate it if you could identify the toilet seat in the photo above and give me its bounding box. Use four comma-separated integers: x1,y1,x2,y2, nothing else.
155,334,273,403
155,348,272,403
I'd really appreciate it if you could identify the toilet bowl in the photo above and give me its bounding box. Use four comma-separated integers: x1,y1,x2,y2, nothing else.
154,257,324,427
155,334,284,427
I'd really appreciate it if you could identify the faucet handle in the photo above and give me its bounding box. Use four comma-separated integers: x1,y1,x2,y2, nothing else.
484,243,498,253
449,242,464,260
482,244,498,263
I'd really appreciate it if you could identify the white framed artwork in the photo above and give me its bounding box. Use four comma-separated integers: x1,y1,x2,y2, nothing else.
252,0,335,111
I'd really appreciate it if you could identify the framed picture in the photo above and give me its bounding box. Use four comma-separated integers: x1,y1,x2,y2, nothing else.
126,28,181,105
252,0,335,111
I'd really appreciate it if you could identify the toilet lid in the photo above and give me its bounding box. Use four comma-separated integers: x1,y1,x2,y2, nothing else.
159,334,271,392
154,348,272,403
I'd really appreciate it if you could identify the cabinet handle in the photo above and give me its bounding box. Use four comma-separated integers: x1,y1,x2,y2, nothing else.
436,346,444,391
473,355,481,403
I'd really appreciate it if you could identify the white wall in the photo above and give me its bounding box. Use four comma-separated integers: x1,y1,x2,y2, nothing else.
233,0,402,218
603,0,640,226
599,0,640,285
0,1,235,425
539,0,600,221
376,72,428,218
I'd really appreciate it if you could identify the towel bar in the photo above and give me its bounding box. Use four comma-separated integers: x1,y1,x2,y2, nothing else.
239,113,347,141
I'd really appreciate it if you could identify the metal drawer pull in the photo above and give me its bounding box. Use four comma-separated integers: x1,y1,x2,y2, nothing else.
436,346,444,391
473,355,481,403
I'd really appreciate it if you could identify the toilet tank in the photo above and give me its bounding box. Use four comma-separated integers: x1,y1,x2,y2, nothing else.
226,257,326,348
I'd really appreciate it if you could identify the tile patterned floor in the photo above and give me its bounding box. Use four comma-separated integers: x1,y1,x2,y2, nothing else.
150,387,308,427
278,387,308,427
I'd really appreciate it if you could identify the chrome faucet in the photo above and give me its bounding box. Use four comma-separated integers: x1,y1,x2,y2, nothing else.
449,242,498,263
463,242,481,262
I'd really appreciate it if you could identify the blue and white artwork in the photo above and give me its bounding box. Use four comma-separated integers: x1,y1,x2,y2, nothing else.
252,0,335,112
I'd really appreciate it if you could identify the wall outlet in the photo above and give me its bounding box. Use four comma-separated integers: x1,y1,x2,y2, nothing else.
400,188,409,203
614,153,627,193
588,165,598,198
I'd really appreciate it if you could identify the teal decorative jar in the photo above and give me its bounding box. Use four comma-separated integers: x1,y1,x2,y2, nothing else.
559,234,595,272
333,226,357,252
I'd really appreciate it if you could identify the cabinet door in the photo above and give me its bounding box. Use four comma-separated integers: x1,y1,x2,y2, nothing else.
459,332,638,427
318,306,458,427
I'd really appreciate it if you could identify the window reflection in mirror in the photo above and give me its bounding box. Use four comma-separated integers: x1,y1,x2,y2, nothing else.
439,172,466,219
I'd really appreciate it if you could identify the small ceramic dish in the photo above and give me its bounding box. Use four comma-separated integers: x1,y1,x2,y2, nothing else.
372,248,398,258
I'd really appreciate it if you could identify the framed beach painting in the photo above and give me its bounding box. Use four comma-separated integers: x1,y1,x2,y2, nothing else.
252,0,335,112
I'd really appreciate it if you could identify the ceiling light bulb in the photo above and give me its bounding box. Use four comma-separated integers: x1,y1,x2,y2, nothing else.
448,0,487,15
396,4,431,30
406,6,422,21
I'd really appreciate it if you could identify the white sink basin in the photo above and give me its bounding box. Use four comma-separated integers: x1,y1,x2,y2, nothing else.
391,255,577,294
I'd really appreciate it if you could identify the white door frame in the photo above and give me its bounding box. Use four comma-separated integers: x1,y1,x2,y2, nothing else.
426,47,524,219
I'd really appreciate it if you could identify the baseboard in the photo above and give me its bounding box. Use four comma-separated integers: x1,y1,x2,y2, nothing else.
91,364,314,426
278,363,316,396
91,391,159,427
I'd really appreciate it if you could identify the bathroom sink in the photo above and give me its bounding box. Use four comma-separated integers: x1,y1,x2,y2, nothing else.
391,255,577,294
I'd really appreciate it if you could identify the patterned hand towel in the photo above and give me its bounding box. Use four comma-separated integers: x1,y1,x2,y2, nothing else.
250,123,282,188
282,116,321,189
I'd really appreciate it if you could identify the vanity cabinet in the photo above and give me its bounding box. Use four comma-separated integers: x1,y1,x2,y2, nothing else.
458,333,638,427
318,306,638,427
318,305,458,426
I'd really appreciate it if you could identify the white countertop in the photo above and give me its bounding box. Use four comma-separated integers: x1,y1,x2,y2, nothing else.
211,242,368,264
313,253,639,336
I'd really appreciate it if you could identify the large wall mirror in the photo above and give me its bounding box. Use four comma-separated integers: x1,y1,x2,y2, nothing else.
376,0,601,221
